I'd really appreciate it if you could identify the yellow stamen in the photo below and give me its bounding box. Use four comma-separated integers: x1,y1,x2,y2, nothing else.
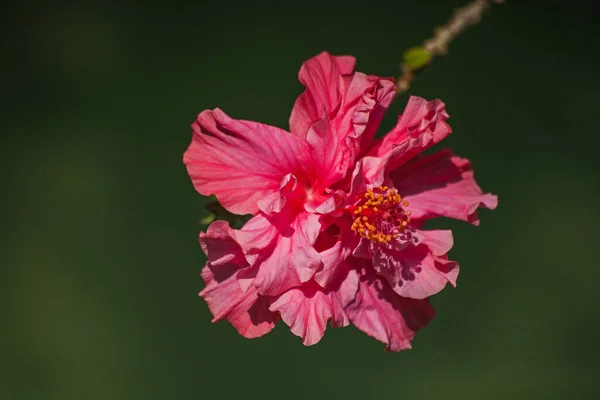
349,187,411,244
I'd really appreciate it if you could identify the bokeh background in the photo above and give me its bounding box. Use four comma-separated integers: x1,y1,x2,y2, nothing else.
2,1,599,399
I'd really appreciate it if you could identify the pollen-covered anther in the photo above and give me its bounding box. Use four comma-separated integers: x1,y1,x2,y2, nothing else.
349,186,411,244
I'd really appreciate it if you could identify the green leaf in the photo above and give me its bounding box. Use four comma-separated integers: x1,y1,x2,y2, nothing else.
403,47,431,71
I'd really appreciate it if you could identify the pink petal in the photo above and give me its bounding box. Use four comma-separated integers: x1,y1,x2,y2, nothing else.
390,148,498,225
201,264,278,339
269,282,332,346
313,241,350,289
352,238,372,260
328,267,359,328
289,52,356,139
238,210,322,296
289,53,396,189
345,266,435,352
370,230,459,299
304,188,345,215
257,173,302,216
348,73,396,156
305,116,349,187
183,108,309,215
352,228,425,260
269,267,359,345
308,74,396,189
198,221,278,338
347,156,387,199
312,221,358,299
199,220,246,268
422,229,454,255
367,96,452,171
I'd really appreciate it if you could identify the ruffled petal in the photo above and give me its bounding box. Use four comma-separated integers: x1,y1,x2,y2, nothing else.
345,266,435,352
347,74,396,156
307,74,396,189
347,156,388,199
304,188,345,215
369,230,459,299
289,52,356,139
312,221,358,296
256,173,303,217
313,241,350,289
289,52,396,189
184,108,309,215
199,220,246,267
269,267,359,345
367,96,451,171
198,222,278,338
349,226,455,299
263,221,359,344
200,264,278,338
328,266,359,328
238,210,322,296
269,282,332,346
305,116,348,187
391,148,498,225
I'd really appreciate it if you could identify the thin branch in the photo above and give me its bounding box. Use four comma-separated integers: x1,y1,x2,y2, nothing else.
396,0,503,95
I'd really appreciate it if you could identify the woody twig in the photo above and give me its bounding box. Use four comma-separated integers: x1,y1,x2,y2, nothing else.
396,0,503,95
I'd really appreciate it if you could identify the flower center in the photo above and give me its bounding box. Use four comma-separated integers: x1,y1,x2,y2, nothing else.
350,186,411,244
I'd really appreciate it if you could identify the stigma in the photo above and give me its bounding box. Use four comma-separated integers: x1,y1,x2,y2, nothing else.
350,186,411,244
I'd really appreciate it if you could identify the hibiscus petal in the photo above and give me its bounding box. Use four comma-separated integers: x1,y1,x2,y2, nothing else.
313,241,350,289
367,96,452,171
184,108,309,215
391,148,498,225
238,211,322,296
269,267,359,345
347,74,396,156
347,156,387,199
269,282,332,346
422,229,454,255
256,173,301,217
309,74,396,189
370,230,459,299
304,188,345,215
305,116,348,187
352,227,424,260
289,52,356,139
289,52,396,188
200,263,278,338
345,267,435,352
199,220,245,268
198,222,278,338
328,267,359,328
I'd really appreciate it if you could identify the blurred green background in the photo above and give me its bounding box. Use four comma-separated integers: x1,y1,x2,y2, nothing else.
2,1,599,399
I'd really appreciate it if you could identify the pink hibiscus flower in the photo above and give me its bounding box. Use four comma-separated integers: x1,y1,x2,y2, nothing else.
184,52,497,351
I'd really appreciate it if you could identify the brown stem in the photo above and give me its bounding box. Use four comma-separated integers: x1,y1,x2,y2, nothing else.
396,0,503,95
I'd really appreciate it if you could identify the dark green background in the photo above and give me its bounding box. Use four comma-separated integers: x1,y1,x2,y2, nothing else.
2,1,599,399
